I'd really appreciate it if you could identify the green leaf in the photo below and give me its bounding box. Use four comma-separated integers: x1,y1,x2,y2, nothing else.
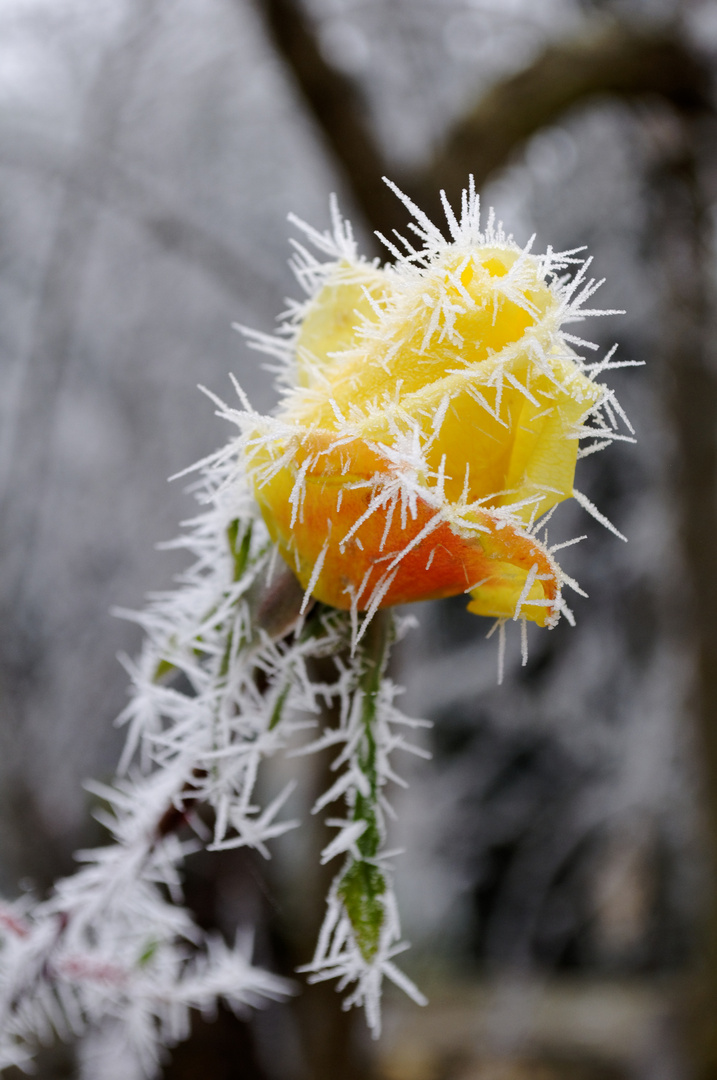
337,860,386,962
269,680,292,731
152,658,176,682
353,795,380,859
227,519,253,582
138,938,160,967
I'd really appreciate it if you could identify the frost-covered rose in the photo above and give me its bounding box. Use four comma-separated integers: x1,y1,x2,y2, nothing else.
245,182,625,629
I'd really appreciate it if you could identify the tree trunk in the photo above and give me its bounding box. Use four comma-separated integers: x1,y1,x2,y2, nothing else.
651,105,717,1080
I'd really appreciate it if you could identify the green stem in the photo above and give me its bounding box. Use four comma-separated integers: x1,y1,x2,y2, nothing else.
337,611,394,961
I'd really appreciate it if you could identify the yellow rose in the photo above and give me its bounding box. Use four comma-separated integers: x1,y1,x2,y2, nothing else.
245,183,622,630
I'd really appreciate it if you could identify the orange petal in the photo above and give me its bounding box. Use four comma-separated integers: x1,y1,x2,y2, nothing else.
251,432,559,625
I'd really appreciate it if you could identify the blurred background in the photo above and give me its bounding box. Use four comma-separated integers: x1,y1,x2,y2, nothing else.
2,0,717,1077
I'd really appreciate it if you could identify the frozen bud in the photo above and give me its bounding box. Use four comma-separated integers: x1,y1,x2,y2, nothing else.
247,181,622,627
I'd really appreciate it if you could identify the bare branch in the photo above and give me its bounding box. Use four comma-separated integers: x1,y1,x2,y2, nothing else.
250,0,398,242
250,6,712,241
419,22,713,224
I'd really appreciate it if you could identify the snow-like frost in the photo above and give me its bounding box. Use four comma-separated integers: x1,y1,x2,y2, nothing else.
0,178,632,1069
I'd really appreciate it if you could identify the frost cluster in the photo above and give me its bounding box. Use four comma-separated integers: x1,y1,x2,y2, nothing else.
0,180,631,1073
0,422,426,1073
